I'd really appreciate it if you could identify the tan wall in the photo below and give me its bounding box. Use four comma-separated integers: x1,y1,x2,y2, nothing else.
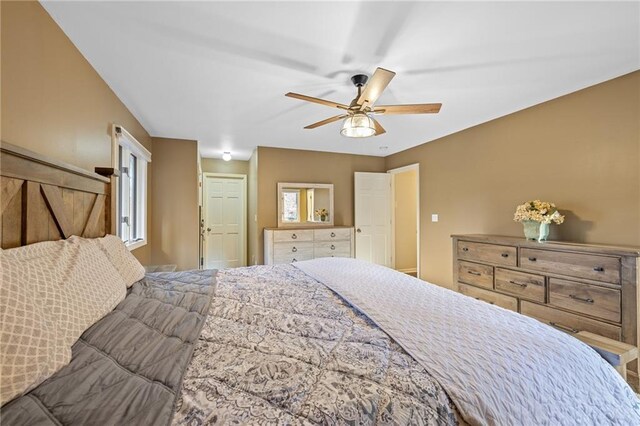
150,137,199,270
248,150,259,264
385,71,640,288
393,169,418,272
1,1,153,263
201,158,250,176
256,146,386,264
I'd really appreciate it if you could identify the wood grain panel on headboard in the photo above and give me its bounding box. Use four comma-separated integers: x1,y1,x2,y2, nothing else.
1,141,113,248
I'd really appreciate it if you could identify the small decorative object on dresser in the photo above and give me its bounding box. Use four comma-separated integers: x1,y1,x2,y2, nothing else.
316,208,329,222
264,227,354,265
452,234,640,388
513,200,564,242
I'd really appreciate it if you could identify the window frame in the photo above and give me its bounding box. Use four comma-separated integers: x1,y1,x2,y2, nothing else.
111,124,151,251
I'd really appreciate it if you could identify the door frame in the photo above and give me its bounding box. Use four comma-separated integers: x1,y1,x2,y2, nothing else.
387,164,420,277
202,172,248,268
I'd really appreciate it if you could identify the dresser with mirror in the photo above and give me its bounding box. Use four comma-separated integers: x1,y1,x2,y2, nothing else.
264,182,354,265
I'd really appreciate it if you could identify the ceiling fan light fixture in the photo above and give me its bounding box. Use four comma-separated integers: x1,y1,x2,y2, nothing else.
340,112,376,138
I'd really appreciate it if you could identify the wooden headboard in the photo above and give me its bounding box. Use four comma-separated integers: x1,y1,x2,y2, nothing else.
1,141,113,249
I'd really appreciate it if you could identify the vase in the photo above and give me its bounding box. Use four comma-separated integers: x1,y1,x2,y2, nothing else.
320,215,327,222
522,220,549,242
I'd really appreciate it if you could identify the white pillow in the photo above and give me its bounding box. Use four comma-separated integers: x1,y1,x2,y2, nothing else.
0,259,67,406
93,234,146,287
0,237,127,405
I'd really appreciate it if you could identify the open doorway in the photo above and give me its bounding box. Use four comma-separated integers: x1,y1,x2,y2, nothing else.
389,164,419,277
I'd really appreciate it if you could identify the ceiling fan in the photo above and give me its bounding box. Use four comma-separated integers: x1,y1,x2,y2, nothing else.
285,67,441,138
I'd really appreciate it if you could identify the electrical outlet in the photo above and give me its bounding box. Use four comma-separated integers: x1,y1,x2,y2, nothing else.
431,214,439,222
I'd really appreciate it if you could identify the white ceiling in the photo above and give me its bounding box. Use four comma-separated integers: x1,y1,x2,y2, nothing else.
42,1,640,160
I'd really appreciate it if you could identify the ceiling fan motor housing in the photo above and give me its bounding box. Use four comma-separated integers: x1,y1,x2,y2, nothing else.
350,74,369,87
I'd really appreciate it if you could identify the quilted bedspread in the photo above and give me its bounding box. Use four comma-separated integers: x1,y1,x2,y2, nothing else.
173,264,462,425
2,270,215,426
295,257,640,426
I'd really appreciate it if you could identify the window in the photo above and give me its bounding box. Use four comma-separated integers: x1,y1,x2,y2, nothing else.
112,125,151,250
282,190,300,223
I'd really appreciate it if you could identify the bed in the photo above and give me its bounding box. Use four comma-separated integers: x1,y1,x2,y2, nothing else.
1,143,639,425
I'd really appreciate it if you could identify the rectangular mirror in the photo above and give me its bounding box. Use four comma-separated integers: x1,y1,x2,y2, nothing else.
277,182,334,227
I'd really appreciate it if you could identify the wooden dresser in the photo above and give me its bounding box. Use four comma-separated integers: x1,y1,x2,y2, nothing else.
264,226,355,265
452,234,640,384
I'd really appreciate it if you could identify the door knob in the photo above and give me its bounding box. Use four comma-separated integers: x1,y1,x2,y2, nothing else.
356,228,362,233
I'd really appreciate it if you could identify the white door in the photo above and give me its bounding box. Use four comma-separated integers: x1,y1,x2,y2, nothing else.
354,172,392,266
203,174,246,269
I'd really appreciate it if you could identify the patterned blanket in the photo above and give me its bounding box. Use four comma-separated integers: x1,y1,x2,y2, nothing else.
173,264,462,425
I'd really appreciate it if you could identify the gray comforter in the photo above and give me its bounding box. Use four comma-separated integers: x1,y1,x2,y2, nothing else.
173,265,461,425
1,270,215,426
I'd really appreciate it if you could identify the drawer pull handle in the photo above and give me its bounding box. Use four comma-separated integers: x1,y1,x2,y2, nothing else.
292,258,297,262
569,294,594,304
501,253,509,258
593,266,604,272
549,322,579,334
462,247,469,252
475,297,494,305
509,280,527,288
468,271,482,276
528,257,537,262
291,234,297,239
331,245,336,250
331,232,336,237
291,247,297,252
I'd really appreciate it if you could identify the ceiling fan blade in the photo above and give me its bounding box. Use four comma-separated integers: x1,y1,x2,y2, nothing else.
286,92,349,110
373,103,442,115
304,114,348,129
357,67,396,109
372,117,386,136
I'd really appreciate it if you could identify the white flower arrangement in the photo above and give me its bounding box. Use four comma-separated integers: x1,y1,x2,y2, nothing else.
514,200,565,225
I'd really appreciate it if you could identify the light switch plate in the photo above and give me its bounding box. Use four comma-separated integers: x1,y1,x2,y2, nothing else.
431,214,439,222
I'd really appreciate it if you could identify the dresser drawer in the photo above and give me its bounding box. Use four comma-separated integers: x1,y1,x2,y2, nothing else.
495,268,545,302
457,241,517,266
274,242,313,258
549,278,621,323
314,228,352,241
314,241,351,258
520,248,620,284
459,283,518,311
520,301,621,341
458,261,493,289
273,252,314,264
273,230,314,242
